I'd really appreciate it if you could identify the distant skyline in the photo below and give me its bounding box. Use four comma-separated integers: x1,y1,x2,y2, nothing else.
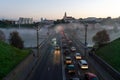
0,0,120,21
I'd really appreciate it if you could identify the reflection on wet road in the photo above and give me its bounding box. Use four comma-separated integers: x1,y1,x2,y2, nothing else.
53,50,61,64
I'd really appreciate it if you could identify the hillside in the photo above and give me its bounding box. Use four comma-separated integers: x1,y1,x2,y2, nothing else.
0,41,30,80
96,38,120,72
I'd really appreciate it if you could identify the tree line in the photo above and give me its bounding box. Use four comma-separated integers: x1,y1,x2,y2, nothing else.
0,30,24,49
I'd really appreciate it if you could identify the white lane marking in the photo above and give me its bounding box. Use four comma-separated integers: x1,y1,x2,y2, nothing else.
48,67,50,71
78,71,81,76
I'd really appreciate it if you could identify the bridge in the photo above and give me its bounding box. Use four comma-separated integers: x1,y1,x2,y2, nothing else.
25,28,117,80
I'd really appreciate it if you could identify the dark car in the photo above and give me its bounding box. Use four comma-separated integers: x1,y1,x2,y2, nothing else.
64,49,70,55
84,72,99,80
55,45,60,50
68,40,72,45
66,64,75,75
65,56,72,64
62,43,67,49
69,77,80,80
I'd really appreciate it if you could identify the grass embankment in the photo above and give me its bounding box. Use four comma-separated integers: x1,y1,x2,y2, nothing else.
96,38,120,72
0,41,30,80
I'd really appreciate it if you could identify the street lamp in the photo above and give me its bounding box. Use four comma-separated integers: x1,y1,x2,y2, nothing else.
84,23,88,57
34,23,41,57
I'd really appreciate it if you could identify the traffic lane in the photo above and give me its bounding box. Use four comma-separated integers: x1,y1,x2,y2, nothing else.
50,50,62,80
29,47,62,80
61,34,99,79
29,45,52,80
70,50,90,80
66,31,116,80
38,49,62,80
70,36,115,80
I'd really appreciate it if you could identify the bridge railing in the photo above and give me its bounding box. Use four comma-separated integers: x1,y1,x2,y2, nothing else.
89,52,120,80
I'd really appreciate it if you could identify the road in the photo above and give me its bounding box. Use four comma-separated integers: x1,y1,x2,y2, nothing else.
27,32,62,80
26,25,117,80
63,29,116,80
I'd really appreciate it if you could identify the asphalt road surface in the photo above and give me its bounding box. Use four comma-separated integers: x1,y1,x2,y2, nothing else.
28,33,62,80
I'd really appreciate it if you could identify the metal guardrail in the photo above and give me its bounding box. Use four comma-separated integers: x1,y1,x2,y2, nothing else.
90,53,120,80
66,31,120,80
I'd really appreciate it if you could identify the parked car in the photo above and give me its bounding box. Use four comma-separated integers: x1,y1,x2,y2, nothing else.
78,60,88,69
84,72,99,80
65,56,72,64
75,53,82,60
66,64,75,74
71,47,76,51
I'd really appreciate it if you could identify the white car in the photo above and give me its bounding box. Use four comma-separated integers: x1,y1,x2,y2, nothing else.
71,47,76,51
75,53,82,60
78,60,88,69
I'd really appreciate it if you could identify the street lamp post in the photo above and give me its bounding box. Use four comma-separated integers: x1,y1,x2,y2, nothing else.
84,23,88,57
34,24,41,57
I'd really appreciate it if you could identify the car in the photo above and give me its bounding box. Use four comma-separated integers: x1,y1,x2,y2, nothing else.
69,77,80,80
62,39,66,43
62,43,67,49
71,47,76,51
84,72,99,80
66,64,75,74
64,49,70,55
65,56,72,64
78,60,88,69
68,40,72,45
55,45,60,50
75,53,82,60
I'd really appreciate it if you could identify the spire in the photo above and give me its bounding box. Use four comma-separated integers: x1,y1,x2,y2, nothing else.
65,12,67,17
64,12,67,19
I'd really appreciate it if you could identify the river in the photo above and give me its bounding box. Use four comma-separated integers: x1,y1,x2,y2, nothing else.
0,27,49,47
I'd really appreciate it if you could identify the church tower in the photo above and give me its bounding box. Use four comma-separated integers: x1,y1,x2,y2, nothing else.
63,12,67,19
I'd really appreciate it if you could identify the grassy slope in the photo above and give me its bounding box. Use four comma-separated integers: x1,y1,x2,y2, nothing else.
0,41,30,79
96,38,120,72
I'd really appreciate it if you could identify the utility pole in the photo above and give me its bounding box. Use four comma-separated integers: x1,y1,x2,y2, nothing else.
19,21,20,29
84,23,88,57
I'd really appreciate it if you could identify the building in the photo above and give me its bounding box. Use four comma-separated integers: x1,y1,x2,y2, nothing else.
80,17,102,23
63,12,75,23
18,17,33,24
41,18,54,25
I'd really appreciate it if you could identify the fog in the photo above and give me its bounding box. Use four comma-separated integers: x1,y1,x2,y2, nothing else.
1,23,120,47
58,23,120,46
0,27,49,47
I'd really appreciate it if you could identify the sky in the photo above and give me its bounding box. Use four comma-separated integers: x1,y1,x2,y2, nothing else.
0,0,120,20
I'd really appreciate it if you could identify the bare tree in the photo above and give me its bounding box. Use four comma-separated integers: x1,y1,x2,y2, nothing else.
92,29,110,47
9,31,24,49
0,30,5,41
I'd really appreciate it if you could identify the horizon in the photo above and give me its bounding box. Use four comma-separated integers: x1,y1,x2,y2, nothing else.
0,0,120,21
